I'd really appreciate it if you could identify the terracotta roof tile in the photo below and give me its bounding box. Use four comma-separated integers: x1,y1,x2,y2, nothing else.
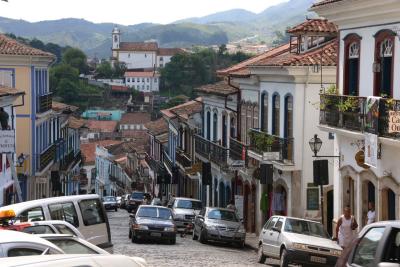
121,130,149,140
111,85,129,92
161,98,202,120
196,81,238,96
158,48,185,56
86,120,118,133
0,34,55,57
81,140,122,165
105,141,147,156
120,112,151,125
68,117,86,129
0,85,24,97
52,101,79,113
144,118,168,136
118,42,158,52
311,0,344,8
251,39,337,67
287,19,338,34
124,71,159,78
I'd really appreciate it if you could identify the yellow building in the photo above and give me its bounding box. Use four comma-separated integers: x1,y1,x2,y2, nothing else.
0,34,57,201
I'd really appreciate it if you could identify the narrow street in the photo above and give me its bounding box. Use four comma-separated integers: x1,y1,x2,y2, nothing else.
108,209,276,267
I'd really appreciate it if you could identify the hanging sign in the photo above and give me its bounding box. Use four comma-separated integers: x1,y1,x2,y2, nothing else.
364,133,378,168
388,111,400,133
0,130,15,153
355,150,370,169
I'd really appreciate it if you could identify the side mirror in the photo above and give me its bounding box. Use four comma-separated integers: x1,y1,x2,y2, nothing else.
272,226,281,233
167,204,172,208
378,264,400,267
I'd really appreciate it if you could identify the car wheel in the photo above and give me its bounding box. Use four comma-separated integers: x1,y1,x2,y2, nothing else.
257,244,267,264
131,233,137,243
236,240,245,249
170,238,176,245
199,228,207,244
192,228,198,240
280,248,289,267
129,228,132,239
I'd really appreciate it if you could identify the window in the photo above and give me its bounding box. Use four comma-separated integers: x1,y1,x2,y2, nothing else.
147,85,150,90
241,102,247,143
154,78,158,83
344,34,361,96
266,217,278,230
22,225,55,234
222,114,227,147
246,104,252,143
272,94,280,136
275,218,284,231
261,93,268,132
54,224,76,235
142,78,145,82
128,53,130,58
147,78,149,82
352,227,385,266
213,112,218,142
79,199,106,226
206,111,211,140
15,207,45,222
284,95,293,138
48,239,97,254
48,202,79,227
8,248,43,257
230,116,236,139
374,30,395,97
383,228,400,263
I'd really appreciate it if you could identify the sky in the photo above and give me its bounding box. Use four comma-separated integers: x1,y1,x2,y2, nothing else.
0,0,287,25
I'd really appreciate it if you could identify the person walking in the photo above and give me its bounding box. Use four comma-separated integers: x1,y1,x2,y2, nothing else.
227,200,236,211
334,206,358,249
366,202,376,225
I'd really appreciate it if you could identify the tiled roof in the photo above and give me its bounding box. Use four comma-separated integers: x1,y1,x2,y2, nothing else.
0,85,25,97
120,112,151,125
68,116,86,129
251,39,337,67
0,34,55,57
217,43,291,77
52,101,79,113
196,81,238,96
144,118,168,136
81,140,122,165
86,120,118,133
311,0,344,8
105,141,147,156
111,85,129,92
287,19,338,34
121,130,149,139
124,71,158,78
158,48,185,56
161,98,202,120
118,42,158,52
156,133,168,144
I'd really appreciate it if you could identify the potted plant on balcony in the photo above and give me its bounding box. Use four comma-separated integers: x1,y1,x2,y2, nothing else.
337,97,361,130
320,85,340,126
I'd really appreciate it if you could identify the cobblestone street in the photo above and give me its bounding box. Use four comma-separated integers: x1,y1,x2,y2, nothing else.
108,209,278,267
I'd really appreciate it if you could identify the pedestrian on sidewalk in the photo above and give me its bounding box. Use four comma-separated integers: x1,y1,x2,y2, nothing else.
333,205,358,249
365,202,376,225
227,199,236,211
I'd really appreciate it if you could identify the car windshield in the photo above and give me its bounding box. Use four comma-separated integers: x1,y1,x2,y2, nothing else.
284,219,329,238
103,197,115,202
131,192,144,199
207,209,238,222
137,207,172,220
176,200,202,210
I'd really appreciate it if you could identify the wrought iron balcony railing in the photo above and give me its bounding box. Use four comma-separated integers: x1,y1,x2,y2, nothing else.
194,135,229,167
248,129,294,163
39,144,56,171
163,150,174,172
176,148,192,169
38,92,53,113
229,138,248,163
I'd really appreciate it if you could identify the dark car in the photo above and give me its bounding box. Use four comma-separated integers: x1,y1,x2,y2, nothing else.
127,192,145,213
129,205,176,244
102,196,118,211
335,221,400,267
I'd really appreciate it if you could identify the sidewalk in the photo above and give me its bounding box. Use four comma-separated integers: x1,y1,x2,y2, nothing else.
245,232,258,251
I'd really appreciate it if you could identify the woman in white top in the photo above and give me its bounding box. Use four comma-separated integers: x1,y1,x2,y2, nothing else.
334,206,358,249
366,202,376,225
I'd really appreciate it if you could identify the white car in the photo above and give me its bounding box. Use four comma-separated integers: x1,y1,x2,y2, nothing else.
257,216,342,267
0,254,147,267
0,230,64,257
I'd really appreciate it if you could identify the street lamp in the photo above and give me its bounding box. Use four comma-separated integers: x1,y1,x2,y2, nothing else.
309,134,322,157
17,153,25,167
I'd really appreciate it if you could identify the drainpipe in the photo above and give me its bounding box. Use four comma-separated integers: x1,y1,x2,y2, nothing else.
228,76,241,142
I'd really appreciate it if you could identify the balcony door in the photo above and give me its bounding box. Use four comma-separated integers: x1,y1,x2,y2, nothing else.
374,30,395,98
272,94,280,136
284,95,293,161
222,114,227,147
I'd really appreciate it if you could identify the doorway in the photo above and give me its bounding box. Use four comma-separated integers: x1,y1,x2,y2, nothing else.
327,190,334,236
382,188,396,221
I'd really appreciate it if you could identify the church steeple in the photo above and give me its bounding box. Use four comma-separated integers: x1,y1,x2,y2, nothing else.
112,26,120,50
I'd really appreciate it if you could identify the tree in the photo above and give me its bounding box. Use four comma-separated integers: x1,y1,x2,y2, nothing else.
56,78,80,102
113,62,127,78
49,64,79,92
62,48,89,74
95,61,113,79
272,28,290,46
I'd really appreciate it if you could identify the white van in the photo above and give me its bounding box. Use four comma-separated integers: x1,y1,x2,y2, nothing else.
0,194,113,252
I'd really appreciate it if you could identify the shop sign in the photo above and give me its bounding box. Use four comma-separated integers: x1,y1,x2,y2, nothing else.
262,152,280,161
388,111,400,133
229,160,245,171
355,150,370,169
0,130,15,153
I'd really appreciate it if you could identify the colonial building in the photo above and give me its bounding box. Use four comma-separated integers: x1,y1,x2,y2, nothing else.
125,71,160,92
311,0,400,228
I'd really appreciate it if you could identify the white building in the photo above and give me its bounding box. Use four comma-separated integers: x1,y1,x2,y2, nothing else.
312,0,400,228
111,27,183,69
124,71,160,92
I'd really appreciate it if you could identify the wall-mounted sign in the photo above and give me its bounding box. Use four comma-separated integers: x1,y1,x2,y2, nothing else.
229,160,245,171
355,150,370,169
388,111,400,133
0,130,15,153
365,133,378,168
262,152,280,161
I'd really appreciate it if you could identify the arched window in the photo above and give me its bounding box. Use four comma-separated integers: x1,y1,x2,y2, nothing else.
272,94,280,136
374,30,395,97
213,112,218,142
246,104,253,143
222,114,227,147
230,116,236,139
240,102,247,143
343,34,361,96
284,95,293,139
206,111,211,140
253,104,259,132
261,92,268,132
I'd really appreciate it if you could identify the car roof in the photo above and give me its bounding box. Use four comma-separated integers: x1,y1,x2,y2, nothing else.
0,230,64,251
364,221,400,228
269,215,321,224
173,197,201,202
0,194,100,214
139,205,170,209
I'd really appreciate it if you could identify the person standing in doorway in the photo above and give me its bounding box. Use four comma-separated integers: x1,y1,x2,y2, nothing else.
366,202,376,225
334,205,358,249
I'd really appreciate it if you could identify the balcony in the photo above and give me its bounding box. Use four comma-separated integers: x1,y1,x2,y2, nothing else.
248,129,294,163
38,92,53,113
39,144,56,171
194,135,229,167
319,94,400,139
229,138,248,163
163,150,174,172
79,169,88,186
60,150,82,171
176,149,192,169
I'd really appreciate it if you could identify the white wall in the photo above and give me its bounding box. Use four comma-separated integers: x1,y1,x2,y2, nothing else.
125,76,159,92
119,51,157,69
157,55,173,68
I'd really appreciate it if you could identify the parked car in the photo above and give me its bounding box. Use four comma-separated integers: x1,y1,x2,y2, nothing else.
0,194,113,253
150,198,162,206
3,220,84,238
0,230,64,257
102,196,118,211
0,254,147,267
120,194,130,209
129,205,176,244
39,234,109,255
257,216,342,267
116,196,122,208
193,207,246,248
335,220,400,267
169,197,202,232
127,192,145,213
